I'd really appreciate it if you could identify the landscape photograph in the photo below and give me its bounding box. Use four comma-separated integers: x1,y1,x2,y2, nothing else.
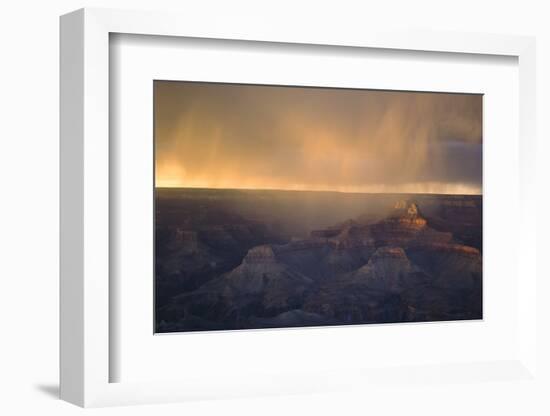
154,81,483,333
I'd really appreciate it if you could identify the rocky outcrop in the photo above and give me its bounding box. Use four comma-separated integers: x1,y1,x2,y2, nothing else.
369,201,428,246
243,245,279,264
352,246,413,291
407,243,482,291
422,196,482,251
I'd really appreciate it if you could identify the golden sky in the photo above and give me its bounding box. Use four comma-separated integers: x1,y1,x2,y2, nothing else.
154,81,482,195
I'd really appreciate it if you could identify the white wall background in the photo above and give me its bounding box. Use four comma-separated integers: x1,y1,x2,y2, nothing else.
0,1,548,415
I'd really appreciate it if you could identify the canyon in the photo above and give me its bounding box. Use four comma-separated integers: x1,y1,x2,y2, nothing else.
155,188,482,332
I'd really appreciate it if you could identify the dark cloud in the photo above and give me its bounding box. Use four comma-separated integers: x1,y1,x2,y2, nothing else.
155,81,482,194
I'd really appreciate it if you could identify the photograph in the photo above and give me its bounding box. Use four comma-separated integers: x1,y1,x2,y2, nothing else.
154,81,483,333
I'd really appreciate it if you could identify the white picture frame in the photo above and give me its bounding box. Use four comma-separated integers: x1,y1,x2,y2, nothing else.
60,7,538,408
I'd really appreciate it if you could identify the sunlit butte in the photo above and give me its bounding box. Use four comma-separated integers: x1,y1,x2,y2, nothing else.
154,81,482,195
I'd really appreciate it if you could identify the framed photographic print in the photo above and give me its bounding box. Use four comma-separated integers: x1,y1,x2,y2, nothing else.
60,8,539,408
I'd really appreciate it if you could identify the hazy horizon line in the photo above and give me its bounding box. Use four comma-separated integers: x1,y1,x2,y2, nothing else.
154,185,482,197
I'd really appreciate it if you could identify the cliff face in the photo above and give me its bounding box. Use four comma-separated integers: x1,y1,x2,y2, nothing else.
156,197,482,332
423,196,483,251
352,246,413,291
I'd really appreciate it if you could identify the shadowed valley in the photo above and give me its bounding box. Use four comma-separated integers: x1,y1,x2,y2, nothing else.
155,188,482,332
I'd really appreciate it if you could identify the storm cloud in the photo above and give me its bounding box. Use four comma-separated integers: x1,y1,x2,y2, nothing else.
154,81,482,194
